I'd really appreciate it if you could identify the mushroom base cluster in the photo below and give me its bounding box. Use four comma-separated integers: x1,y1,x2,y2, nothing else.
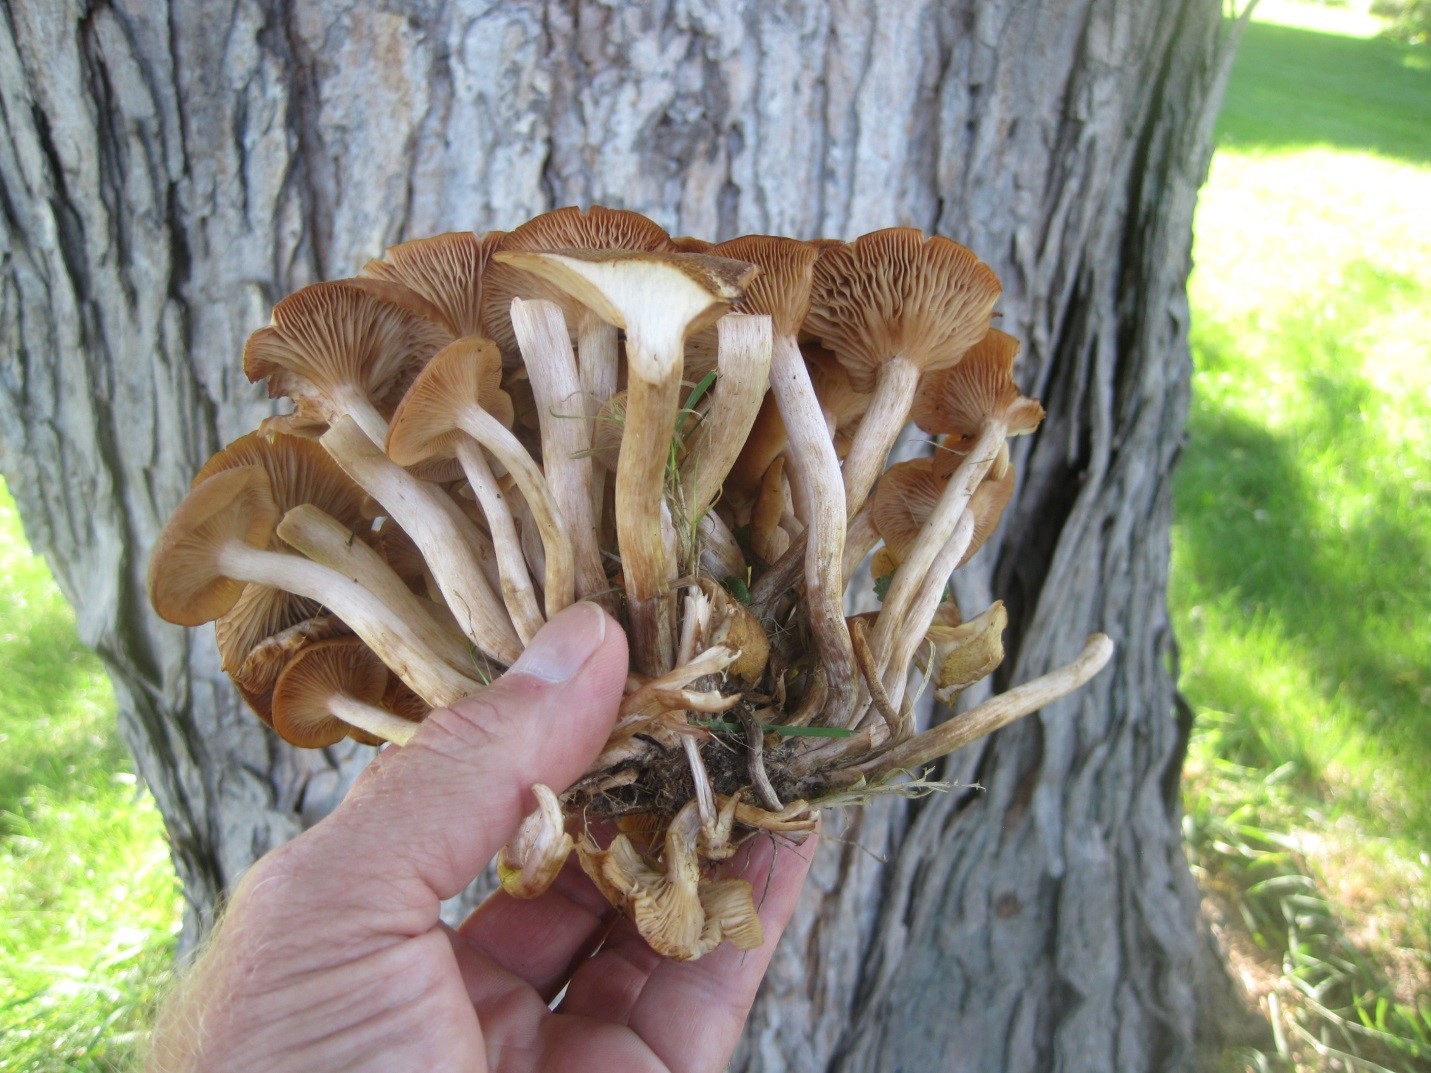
149,207,1112,961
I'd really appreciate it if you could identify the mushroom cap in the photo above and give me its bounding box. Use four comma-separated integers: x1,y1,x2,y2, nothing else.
194,432,370,673
243,280,453,418
359,230,505,338
709,235,820,336
869,458,946,563
491,249,758,360
924,600,1008,697
911,328,1044,443
149,465,280,626
270,637,389,748
385,337,514,466
230,613,350,727
804,228,1002,392
481,206,677,357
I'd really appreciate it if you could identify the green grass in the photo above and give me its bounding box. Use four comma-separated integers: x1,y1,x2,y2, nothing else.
1176,1,1431,1067
0,481,180,1072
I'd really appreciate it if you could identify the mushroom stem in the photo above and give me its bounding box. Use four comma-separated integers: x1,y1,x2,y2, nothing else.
696,512,746,580
327,693,419,746
454,439,545,644
766,333,856,726
841,634,1115,780
878,511,975,716
839,354,921,517
213,540,483,707
577,308,619,525
321,416,521,666
841,502,880,589
455,404,577,620
678,314,773,526
868,421,1005,679
331,383,394,450
274,504,477,673
509,298,606,609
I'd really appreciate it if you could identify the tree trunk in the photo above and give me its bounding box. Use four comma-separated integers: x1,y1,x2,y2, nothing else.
0,1,1242,1068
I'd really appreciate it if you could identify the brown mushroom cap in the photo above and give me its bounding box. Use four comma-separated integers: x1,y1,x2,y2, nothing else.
385,337,515,466
358,231,505,338
911,328,1044,444
270,637,389,748
709,235,819,337
149,466,280,626
804,228,1002,392
194,432,370,675
869,458,947,563
480,206,677,357
243,280,453,441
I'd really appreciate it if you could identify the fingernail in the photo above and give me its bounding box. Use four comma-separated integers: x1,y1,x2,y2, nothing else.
507,602,608,683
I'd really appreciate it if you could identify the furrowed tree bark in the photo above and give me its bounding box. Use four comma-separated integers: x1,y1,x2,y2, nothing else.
0,2,1243,1069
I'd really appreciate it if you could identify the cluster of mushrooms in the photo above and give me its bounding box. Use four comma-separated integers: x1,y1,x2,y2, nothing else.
149,207,1113,961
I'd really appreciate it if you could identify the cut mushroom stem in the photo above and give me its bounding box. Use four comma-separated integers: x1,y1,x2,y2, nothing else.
322,415,521,666
508,298,607,608
577,309,620,524
841,634,1115,781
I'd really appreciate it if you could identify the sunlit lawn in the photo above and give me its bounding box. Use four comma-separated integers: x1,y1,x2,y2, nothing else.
1175,1,1431,1067
0,482,180,1072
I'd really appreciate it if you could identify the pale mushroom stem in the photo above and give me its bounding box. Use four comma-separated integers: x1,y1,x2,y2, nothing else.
868,420,1006,679
275,504,477,674
322,416,521,666
838,634,1115,781
766,333,857,727
877,511,975,717
618,327,684,675
328,693,419,746
331,383,394,449
840,355,922,517
841,502,881,589
457,403,578,619
510,299,608,609
455,439,545,644
679,315,773,527
213,540,483,707
676,588,717,829
577,308,619,526
696,512,746,580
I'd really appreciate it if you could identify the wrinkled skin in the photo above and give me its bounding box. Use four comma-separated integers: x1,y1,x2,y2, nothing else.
148,603,817,1073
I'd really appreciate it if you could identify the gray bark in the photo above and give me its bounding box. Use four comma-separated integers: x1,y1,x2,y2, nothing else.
0,1,1241,1069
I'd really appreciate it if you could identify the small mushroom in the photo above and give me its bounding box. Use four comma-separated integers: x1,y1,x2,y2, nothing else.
358,230,505,338
243,280,453,447
804,228,1002,517
271,637,423,748
497,784,575,899
148,465,484,708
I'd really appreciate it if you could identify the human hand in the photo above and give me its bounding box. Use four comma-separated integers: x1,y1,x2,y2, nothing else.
147,602,817,1072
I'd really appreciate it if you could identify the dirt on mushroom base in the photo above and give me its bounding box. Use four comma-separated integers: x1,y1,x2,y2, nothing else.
147,207,1113,961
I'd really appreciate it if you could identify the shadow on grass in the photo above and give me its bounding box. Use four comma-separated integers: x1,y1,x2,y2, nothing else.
1218,20,1431,164
1176,316,1431,825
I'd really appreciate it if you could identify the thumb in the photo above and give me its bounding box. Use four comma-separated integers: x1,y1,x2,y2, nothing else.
298,601,628,925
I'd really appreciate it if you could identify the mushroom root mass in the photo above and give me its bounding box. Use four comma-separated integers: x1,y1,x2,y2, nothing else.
149,207,1114,961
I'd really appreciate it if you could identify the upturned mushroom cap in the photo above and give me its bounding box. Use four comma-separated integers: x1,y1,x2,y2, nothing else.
270,637,389,748
481,206,677,356
243,280,453,441
804,228,1002,392
491,249,758,352
920,600,1008,700
149,466,280,626
385,337,514,466
358,230,505,338
911,328,1044,445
